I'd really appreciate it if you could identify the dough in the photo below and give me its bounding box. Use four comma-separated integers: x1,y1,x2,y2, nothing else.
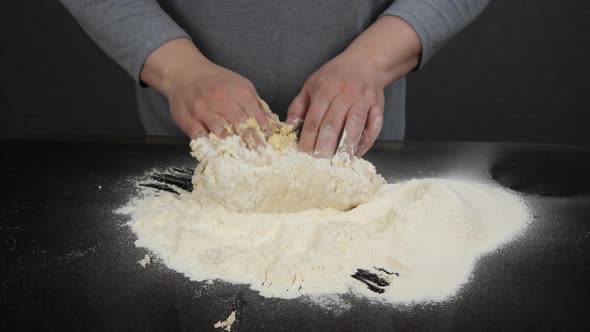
189,119,384,213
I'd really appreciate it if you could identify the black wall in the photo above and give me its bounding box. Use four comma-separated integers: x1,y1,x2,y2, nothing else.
1,0,589,145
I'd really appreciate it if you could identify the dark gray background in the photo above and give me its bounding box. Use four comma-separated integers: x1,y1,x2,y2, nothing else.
1,0,589,145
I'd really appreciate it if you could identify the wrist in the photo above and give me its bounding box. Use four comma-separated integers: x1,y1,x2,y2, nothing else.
339,45,389,89
344,16,421,87
141,38,211,97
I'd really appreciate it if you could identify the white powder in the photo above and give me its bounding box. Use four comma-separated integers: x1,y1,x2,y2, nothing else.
119,122,530,304
213,311,236,331
137,254,151,268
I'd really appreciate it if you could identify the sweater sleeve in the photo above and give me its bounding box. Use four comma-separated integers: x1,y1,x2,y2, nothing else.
382,0,490,69
60,0,190,81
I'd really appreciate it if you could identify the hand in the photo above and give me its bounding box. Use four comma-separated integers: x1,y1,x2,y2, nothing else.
286,52,385,158
141,38,274,142
286,16,421,157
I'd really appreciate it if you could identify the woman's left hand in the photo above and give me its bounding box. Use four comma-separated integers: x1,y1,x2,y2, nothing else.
286,16,421,158
286,51,385,158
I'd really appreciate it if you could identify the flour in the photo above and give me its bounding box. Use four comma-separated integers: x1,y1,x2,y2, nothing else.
138,254,151,268
119,120,530,305
213,311,236,331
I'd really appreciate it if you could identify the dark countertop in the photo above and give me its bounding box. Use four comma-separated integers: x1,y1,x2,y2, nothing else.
1,140,589,331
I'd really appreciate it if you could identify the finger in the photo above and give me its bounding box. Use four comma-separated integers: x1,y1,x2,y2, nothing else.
227,110,266,150
257,97,275,118
222,105,248,127
286,89,310,128
258,98,282,132
240,126,266,150
188,121,208,140
313,97,352,158
217,103,248,134
240,97,272,135
172,104,206,139
201,112,231,138
356,105,383,157
298,94,332,154
336,101,369,156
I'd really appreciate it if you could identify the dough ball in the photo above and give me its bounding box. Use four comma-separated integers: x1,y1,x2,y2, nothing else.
189,122,384,213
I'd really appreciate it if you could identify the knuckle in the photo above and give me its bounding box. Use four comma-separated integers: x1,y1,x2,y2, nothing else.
348,109,366,123
322,118,340,132
236,112,248,122
246,80,256,90
373,107,384,120
362,88,377,103
300,81,311,92
304,118,321,131
339,81,357,94
256,115,269,127
239,84,255,98
287,104,300,116
209,85,228,101
316,79,335,93
191,98,206,111
228,111,245,124
293,95,306,108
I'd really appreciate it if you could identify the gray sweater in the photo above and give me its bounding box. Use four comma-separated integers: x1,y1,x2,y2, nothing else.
60,0,488,139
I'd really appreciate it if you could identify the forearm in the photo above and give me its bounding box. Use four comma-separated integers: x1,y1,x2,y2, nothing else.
382,0,490,69
140,38,211,97
343,16,421,88
60,0,189,81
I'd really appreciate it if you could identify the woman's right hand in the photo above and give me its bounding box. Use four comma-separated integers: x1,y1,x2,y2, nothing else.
140,38,274,140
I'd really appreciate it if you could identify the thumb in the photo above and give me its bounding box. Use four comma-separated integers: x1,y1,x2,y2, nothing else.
286,89,309,128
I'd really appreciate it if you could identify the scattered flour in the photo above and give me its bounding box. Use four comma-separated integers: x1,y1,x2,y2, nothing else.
213,311,236,331
138,254,151,268
119,119,531,304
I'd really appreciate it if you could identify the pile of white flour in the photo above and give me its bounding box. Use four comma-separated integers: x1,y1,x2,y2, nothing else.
119,121,530,304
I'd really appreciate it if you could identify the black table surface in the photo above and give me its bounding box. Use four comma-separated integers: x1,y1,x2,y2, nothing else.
1,140,589,331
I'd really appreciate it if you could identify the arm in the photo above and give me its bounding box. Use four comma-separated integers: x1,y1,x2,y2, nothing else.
60,0,274,140
383,0,490,69
60,0,189,81
287,0,489,157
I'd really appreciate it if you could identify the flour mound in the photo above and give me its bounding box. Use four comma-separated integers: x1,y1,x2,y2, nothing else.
123,178,529,303
189,123,384,213
119,119,531,305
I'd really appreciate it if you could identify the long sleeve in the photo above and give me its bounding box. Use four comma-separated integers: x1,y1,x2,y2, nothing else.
382,0,490,69
60,0,190,81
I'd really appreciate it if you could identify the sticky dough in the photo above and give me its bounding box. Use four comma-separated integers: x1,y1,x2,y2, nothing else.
189,119,384,213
